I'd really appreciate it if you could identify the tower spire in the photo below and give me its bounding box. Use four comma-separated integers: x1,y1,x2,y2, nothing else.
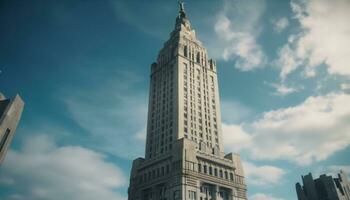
179,1,185,12
178,1,186,18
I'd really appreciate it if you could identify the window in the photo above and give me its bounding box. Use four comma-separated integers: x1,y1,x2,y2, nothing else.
203,165,207,174
189,191,196,200
209,166,212,175
166,165,170,174
198,163,202,172
184,46,188,57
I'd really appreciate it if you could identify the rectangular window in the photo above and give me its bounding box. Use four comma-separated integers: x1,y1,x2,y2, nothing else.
189,191,196,200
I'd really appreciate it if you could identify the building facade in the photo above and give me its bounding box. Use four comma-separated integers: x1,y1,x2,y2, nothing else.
0,92,24,164
128,3,247,200
296,171,350,200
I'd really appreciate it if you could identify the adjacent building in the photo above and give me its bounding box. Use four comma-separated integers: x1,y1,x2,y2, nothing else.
0,92,24,164
128,3,247,200
296,170,350,200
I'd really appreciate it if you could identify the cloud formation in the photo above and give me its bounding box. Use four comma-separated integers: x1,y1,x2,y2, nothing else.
250,193,285,200
243,161,286,186
276,0,350,79
222,124,252,152
223,93,350,165
214,0,266,71
0,135,127,200
272,17,289,33
269,82,300,96
221,100,253,123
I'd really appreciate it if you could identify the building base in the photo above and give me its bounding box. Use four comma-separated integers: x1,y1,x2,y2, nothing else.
128,138,247,200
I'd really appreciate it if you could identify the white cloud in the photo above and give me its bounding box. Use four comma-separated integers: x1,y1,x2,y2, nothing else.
0,135,127,200
222,124,252,152
340,83,350,90
134,126,147,141
274,42,301,80
276,0,350,79
269,82,300,96
223,93,350,165
214,0,266,71
243,161,286,186
250,193,285,200
327,165,350,176
273,17,289,33
221,100,253,123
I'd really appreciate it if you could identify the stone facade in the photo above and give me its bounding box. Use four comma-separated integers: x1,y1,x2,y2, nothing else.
0,92,24,164
296,171,350,200
128,3,247,200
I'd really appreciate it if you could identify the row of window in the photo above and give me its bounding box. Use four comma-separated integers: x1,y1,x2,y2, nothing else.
185,160,245,185
138,164,171,184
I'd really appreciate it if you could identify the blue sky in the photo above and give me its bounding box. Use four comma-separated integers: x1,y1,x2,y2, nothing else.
0,0,350,200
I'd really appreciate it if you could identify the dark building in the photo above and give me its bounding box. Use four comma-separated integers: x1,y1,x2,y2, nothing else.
296,170,350,200
0,92,24,164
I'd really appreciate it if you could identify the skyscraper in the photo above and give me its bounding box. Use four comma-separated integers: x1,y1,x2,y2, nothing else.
0,92,24,164
296,171,350,200
128,3,247,200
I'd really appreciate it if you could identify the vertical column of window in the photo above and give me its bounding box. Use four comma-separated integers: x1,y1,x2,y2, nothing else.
196,67,202,144
168,65,173,151
183,63,189,139
204,68,210,147
203,68,208,146
165,64,171,153
149,75,157,158
209,75,218,147
156,69,162,156
164,66,168,153
189,60,194,139
160,67,167,154
191,62,197,142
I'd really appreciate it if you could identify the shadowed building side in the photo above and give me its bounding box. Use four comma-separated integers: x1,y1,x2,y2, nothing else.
0,92,24,165
296,171,350,200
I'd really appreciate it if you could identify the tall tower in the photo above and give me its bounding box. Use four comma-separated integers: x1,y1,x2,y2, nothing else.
128,3,247,200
